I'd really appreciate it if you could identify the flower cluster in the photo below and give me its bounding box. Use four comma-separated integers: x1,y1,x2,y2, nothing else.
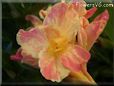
11,0,109,83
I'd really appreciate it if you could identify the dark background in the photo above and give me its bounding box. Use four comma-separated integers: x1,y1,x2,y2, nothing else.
2,2,114,85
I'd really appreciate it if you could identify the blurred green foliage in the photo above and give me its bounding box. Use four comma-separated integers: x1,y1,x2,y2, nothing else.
2,2,114,85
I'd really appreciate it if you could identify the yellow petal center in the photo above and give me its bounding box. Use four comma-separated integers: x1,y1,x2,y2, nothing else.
47,36,69,57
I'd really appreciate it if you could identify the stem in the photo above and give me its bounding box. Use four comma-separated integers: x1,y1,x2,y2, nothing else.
82,64,96,84
66,64,96,85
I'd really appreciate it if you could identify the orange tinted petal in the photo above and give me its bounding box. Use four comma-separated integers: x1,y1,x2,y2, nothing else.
61,6,80,41
43,2,81,41
44,27,60,40
82,17,89,28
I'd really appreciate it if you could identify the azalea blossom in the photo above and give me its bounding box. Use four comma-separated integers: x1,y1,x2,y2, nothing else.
11,0,109,84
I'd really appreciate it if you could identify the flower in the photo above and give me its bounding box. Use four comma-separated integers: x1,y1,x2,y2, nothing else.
11,0,109,83
66,0,109,84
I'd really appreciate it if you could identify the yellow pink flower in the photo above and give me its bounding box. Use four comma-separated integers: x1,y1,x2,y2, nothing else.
11,0,109,83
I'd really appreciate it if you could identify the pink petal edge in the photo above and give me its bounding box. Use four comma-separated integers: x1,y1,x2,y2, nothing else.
25,15,42,26
61,45,90,72
39,51,70,82
85,7,97,19
86,10,109,50
10,48,23,61
16,28,46,58
10,48,38,68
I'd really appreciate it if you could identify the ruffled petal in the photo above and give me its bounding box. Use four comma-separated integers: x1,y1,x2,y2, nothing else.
85,7,97,19
61,5,81,41
86,10,109,50
61,45,90,72
17,28,47,58
39,50,70,82
44,2,81,41
44,2,67,25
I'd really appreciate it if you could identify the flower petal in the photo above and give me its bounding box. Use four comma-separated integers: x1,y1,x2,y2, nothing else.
68,71,95,84
39,6,51,19
17,28,46,58
43,2,68,25
39,50,70,82
44,27,60,40
61,45,90,72
10,48,23,61
61,5,81,41
82,17,89,28
72,0,87,16
11,48,38,68
25,15,42,26
85,7,97,19
39,10,47,19
86,10,109,50
21,52,38,68
77,28,87,48
44,2,81,41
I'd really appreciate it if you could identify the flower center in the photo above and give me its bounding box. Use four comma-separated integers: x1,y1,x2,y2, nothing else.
47,37,68,56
